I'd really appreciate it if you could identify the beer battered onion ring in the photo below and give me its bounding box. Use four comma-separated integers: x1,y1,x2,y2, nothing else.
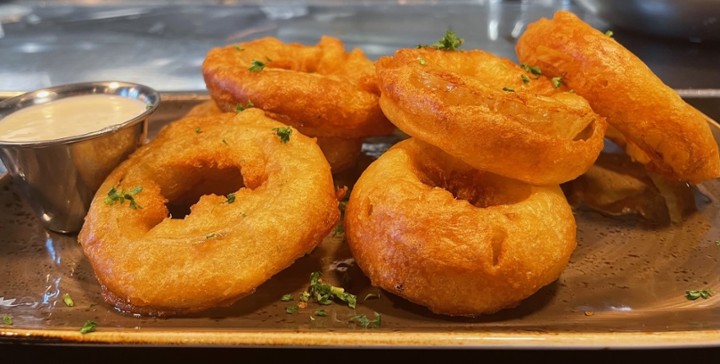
516,10,720,183
186,100,363,173
78,109,340,316
375,47,606,185
202,36,395,139
344,138,577,316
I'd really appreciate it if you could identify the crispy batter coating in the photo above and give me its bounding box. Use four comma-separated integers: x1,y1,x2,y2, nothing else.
315,136,363,174
344,138,577,316
375,47,606,185
202,36,395,139
78,109,339,316
516,10,720,183
186,100,363,173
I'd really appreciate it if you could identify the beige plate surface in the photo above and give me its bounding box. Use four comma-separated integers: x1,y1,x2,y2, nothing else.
1,93,719,349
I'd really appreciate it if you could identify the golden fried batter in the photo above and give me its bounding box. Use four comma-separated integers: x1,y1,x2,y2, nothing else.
202,36,395,139
516,10,720,183
345,138,577,316
375,46,606,185
78,109,339,316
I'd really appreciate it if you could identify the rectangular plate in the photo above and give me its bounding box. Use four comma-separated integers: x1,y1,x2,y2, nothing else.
0,93,719,349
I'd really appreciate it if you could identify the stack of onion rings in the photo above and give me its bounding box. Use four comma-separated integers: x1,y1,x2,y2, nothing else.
343,39,592,316
78,109,340,316
516,10,720,183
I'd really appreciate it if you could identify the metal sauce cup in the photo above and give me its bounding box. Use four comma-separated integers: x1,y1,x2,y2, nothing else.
0,81,160,234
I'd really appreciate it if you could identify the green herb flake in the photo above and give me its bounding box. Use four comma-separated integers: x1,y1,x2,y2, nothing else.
234,45,244,51
80,320,97,334
2,314,12,326
417,57,427,65
194,127,202,134
273,127,292,143
235,100,255,112
249,59,266,72
521,63,542,76
604,30,614,38
551,76,563,88
286,303,300,314
305,271,357,309
502,87,515,92
280,294,294,302
521,74,530,84
686,289,712,300
63,293,75,307
104,186,143,210
421,30,464,51
225,193,236,204
714,240,720,247
350,312,382,329
314,309,327,317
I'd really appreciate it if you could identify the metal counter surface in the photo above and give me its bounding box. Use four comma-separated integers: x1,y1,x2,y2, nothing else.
0,0,718,95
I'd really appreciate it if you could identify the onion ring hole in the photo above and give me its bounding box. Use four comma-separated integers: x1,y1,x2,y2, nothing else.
163,164,249,219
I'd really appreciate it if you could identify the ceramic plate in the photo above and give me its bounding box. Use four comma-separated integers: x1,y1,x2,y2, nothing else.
0,93,719,349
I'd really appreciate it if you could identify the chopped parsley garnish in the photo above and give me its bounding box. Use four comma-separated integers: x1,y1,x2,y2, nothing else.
420,30,464,51
686,289,712,300
234,45,244,51
194,127,202,134
280,294,294,302
604,30,614,37
304,271,357,308
286,303,300,314
63,293,75,307
225,193,236,204
80,320,97,334
235,100,255,112
551,76,563,88
417,57,427,65
249,59,266,72
502,87,515,92
314,309,328,317
2,313,12,326
273,127,292,143
521,63,542,76
104,186,143,210
350,312,382,328
521,74,530,84
285,272,359,314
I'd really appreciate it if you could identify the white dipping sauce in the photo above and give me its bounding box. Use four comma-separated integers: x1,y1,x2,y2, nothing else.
0,94,147,142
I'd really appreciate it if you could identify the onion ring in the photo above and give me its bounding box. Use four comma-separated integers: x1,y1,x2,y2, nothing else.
202,36,395,139
78,109,340,316
516,10,720,183
344,138,577,316
375,46,606,185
